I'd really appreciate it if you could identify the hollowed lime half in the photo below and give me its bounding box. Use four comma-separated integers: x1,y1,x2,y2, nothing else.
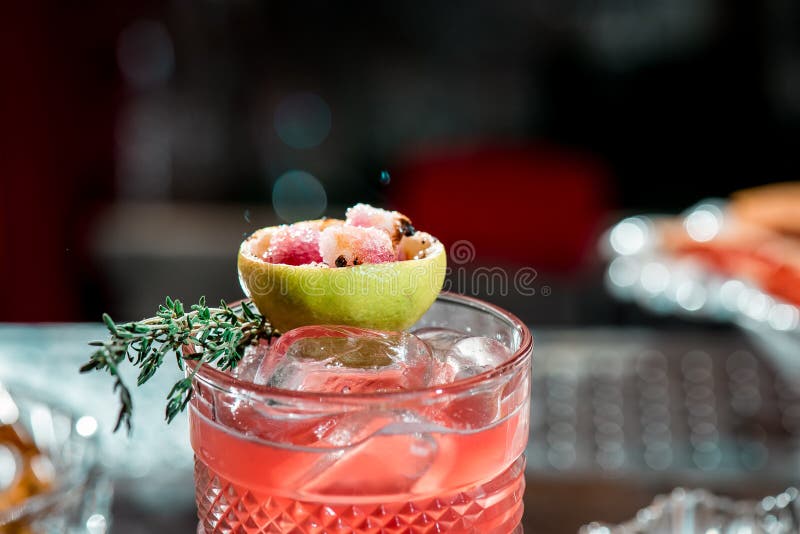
238,221,447,332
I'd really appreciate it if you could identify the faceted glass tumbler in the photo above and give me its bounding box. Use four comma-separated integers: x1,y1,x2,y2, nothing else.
189,293,533,534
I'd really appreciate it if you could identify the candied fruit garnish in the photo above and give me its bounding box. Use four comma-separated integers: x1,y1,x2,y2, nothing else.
319,225,395,267
262,222,323,266
345,203,414,245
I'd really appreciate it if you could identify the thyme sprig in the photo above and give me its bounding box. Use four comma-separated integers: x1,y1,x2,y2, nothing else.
80,296,274,434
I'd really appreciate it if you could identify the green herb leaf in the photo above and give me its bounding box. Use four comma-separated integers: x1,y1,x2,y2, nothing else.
80,297,274,434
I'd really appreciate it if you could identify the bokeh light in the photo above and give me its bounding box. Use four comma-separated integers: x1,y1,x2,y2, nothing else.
609,217,649,256
675,280,706,311
86,513,108,534
0,445,17,489
640,262,670,294
272,170,327,222
117,20,175,89
76,415,99,437
719,280,746,312
684,203,723,242
768,304,799,331
0,387,19,425
607,257,640,288
274,92,332,149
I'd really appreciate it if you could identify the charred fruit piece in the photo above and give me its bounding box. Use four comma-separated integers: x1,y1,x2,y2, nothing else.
399,231,437,260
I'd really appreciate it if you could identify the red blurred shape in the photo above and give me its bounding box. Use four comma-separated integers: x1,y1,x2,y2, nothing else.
391,143,613,272
0,3,118,321
767,265,800,306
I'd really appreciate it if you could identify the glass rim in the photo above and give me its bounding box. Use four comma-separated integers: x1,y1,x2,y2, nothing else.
189,291,533,403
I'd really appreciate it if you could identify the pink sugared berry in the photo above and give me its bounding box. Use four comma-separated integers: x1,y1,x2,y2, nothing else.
263,223,323,265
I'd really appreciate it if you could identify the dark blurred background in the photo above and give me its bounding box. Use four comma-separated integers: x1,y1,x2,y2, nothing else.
2,1,799,324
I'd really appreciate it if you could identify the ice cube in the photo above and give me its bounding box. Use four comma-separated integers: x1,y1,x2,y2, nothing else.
413,327,467,352
415,328,511,383
448,336,511,379
256,325,438,393
299,410,445,495
229,337,273,382
415,329,512,430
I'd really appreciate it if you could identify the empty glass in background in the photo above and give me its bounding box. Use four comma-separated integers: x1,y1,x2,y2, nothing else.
189,293,533,534
0,384,110,534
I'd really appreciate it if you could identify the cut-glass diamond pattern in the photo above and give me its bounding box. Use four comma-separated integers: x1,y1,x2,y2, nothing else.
194,458,524,533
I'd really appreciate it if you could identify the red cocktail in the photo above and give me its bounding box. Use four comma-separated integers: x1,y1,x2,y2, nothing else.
189,293,532,533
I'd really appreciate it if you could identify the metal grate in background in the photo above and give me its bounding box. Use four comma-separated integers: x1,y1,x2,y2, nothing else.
526,330,800,486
